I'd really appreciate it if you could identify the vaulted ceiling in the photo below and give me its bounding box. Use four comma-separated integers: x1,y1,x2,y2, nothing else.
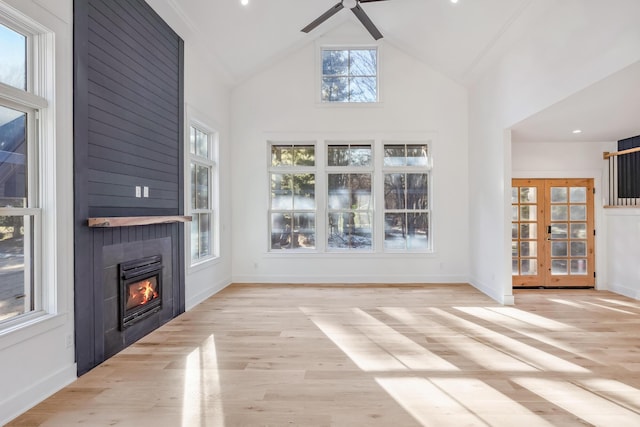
167,0,537,85
158,0,640,143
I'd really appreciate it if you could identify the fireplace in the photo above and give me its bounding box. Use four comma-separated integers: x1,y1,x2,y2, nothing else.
119,255,163,330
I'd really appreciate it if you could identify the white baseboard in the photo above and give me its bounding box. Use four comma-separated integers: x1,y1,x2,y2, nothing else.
231,274,469,284
468,275,513,305
607,283,640,300
185,278,232,311
1,363,77,426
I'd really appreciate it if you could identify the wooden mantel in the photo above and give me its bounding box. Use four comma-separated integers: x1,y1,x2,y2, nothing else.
88,216,192,228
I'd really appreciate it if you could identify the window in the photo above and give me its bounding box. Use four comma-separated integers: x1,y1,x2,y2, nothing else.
267,139,432,253
269,144,316,250
321,48,377,102
327,143,373,250
0,18,50,326
189,124,217,264
383,144,430,250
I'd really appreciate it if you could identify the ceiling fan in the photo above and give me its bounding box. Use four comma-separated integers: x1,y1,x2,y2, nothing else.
301,0,387,40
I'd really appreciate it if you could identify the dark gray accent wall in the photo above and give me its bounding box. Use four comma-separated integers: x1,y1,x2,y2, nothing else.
74,0,185,375
617,135,640,198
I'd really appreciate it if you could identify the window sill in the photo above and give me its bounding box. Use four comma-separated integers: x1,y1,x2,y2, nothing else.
315,101,384,108
263,251,436,259
0,312,67,351
188,255,222,273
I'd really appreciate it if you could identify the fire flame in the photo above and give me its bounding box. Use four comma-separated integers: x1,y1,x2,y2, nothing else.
128,279,158,309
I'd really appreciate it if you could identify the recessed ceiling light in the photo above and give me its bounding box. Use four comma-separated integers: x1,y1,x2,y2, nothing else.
572,129,582,134
451,0,459,3
241,0,249,5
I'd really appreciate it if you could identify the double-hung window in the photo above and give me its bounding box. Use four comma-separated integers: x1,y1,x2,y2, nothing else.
189,124,217,263
383,143,431,250
269,143,316,250
327,143,373,250
0,19,49,325
321,48,378,103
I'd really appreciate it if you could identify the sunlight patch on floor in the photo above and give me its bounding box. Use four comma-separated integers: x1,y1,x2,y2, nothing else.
351,308,459,371
182,335,224,427
598,298,640,310
453,307,590,373
301,310,407,371
487,307,577,331
376,377,553,426
581,301,636,315
383,307,536,372
577,378,640,412
450,304,602,364
514,377,640,426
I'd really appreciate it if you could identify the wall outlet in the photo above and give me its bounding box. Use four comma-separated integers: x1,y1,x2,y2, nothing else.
143,186,149,198
135,186,141,198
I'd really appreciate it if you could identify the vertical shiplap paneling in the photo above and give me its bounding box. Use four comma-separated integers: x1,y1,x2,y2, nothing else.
74,0,185,375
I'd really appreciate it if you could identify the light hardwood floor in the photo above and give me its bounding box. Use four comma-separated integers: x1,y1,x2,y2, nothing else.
8,284,640,426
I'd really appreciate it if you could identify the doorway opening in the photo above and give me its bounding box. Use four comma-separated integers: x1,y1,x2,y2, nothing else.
512,178,595,288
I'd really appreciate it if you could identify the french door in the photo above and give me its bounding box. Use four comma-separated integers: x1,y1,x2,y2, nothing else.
512,178,595,288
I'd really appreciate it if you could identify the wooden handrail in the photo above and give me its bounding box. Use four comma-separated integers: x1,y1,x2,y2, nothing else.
603,146,640,159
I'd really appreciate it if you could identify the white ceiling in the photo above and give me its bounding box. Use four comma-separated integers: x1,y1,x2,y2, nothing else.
163,0,640,144
511,60,640,143
169,0,535,85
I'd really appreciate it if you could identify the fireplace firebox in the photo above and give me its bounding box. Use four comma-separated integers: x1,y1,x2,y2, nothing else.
119,255,163,330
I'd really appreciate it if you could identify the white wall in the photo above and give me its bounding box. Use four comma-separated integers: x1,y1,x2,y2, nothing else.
606,209,640,299
146,1,233,309
0,0,75,423
230,22,469,284
468,0,640,304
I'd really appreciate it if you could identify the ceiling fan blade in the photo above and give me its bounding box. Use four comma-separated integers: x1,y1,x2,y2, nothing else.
301,2,345,33
351,4,383,40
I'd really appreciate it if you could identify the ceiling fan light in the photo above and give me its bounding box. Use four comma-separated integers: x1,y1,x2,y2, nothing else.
344,0,358,9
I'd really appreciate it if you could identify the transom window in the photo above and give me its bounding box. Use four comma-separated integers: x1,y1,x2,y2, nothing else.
0,22,27,90
321,48,377,103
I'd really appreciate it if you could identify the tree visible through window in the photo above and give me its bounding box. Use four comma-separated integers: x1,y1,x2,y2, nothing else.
383,144,430,250
0,21,42,324
327,143,373,249
322,48,377,102
269,144,316,250
189,125,216,263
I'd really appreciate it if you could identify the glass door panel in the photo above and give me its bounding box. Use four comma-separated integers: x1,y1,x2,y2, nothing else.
545,179,594,286
512,178,594,288
512,180,544,286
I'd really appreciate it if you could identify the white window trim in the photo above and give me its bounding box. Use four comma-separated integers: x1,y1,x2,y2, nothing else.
267,141,318,253
185,109,219,268
381,142,433,253
326,141,375,252
0,6,57,333
315,42,383,106
264,132,436,255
